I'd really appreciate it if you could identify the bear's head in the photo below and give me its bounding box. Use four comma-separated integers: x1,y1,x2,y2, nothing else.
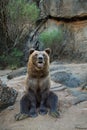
28,48,51,70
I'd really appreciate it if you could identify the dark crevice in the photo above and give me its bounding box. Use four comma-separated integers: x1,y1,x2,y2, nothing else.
48,15,87,22
37,15,87,25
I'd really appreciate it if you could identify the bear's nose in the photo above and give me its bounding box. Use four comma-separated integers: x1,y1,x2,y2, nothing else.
38,54,44,61
38,56,43,60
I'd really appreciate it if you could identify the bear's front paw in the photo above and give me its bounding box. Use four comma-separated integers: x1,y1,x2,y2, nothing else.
50,110,60,118
39,106,48,115
15,113,29,121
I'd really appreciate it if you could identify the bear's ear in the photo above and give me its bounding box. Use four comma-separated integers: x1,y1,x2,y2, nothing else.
29,48,35,55
45,48,51,55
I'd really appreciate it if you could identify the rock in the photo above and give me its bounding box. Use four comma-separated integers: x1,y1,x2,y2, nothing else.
51,71,81,88
75,124,87,130
50,86,66,91
7,105,14,110
50,63,87,88
0,79,18,110
7,67,27,79
40,0,87,18
80,82,87,90
68,89,87,97
0,70,12,76
72,94,87,105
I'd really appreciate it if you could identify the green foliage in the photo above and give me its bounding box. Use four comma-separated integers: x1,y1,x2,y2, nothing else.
7,0,40,23
0,48,23,69
39,27,63,47
11,48,23,57
1,0,40,69
39,27,63,60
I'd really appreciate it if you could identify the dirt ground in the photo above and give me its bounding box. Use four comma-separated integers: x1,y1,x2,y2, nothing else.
0,76,87,130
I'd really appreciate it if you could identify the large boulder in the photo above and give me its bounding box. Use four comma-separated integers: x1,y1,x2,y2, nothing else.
50,62,87,88
40,0,87,18
7,67,27,79
0,79,18,110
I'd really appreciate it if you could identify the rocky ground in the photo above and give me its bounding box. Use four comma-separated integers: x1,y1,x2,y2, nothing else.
0,62,87,130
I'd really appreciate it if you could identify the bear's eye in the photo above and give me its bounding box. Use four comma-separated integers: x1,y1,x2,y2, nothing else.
35,53,38,57
43,54,45,57
43,53,46,58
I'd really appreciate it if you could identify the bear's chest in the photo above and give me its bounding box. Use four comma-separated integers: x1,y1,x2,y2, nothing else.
28,76,50,92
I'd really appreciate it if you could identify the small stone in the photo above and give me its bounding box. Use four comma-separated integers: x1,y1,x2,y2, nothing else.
7,105,14,110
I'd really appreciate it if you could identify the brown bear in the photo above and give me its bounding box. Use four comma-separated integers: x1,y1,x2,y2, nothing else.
15,48,59,121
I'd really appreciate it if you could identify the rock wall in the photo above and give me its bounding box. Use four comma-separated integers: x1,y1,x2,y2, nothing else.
40,0,87,18
25,0,87,62
42,19,87,61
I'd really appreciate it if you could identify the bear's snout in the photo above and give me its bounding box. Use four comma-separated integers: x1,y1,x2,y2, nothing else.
37,54,44,63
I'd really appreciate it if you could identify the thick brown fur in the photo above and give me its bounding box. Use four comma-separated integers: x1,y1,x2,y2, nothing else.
25,49,50,93
15,48,59,121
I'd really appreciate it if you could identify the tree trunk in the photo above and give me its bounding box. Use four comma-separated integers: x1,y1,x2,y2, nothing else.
0,0,11,55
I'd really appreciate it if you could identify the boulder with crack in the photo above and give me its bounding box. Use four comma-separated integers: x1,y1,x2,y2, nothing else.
0,79,18,110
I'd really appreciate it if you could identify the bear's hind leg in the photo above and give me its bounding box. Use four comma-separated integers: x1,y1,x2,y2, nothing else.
46,91,60,118
15,91,38,121
15,94,30,121
39,90,48,115
20,94,30,114
28,90,38,118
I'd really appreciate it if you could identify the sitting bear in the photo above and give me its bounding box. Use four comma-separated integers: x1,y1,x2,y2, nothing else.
15,48,59,120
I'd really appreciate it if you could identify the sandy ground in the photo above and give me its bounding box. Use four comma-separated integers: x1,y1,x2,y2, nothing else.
0,76,87,130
